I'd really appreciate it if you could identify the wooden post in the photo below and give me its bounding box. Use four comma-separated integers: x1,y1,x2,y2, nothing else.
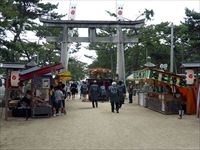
5,69,9,121
196,68,199,117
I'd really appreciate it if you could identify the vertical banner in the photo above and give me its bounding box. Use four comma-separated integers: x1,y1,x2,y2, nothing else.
11,71,19,87
68,4,77,20
185,69,194,85
197,85,200,117
116,4,124,21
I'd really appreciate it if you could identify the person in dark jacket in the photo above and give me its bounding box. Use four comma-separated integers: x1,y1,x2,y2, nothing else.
99,82,107,102
20,90,32,120
128,82,134,103
108,82,120,113
89,80,100,108
71,82,78,99
118,81,126,108
80,81,88,102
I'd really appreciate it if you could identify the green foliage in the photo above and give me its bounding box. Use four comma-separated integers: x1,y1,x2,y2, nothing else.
0,0,65,65
68,58,87,80
88,8,200,76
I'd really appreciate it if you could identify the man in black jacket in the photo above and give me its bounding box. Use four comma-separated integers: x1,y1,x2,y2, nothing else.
89,80,99,108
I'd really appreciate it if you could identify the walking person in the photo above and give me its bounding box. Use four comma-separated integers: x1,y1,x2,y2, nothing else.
80,81,88,102
66,83,71,100
128,82,134,103
71,81,78,99
61,83,67,114
54,85,64,116
108,82,120,113
118,80,126,108
89,80,100,108
100,82,107,102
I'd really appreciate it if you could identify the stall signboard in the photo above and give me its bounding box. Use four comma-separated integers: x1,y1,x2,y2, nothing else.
130,69,186,87
58,71,72,77
56,71,72,82
11,71,20,87
32,77,50,89
32,77,43,88
42,78,50,89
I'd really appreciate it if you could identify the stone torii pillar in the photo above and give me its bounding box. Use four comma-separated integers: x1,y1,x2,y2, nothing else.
40,19,144,80
61,26,69,72
116,25,125,82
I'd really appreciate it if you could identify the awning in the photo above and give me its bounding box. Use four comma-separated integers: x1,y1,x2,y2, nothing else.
20,63,64,81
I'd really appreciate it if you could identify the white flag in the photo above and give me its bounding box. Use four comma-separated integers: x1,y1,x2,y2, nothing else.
68,4,77,20
116,4,124,21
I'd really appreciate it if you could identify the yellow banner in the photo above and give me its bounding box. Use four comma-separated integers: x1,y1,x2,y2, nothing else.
58,71,72,77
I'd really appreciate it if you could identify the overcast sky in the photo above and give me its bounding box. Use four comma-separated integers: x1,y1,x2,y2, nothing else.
42,0,200,64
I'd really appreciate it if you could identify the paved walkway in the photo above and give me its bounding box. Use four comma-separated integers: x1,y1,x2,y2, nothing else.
0,97,199,150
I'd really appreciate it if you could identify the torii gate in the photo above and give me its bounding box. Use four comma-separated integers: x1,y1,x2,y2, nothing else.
40,18,144,81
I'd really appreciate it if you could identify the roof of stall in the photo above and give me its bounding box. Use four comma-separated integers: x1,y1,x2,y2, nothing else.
180,62,200,68
0,63,25,69
20,63,64,81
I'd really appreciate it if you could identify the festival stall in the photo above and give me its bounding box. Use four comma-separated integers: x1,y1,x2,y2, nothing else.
87,68,113,101
180,62,200,117
19,63,64,117
0,63,26,120
87,68,113,87
127,68,197,115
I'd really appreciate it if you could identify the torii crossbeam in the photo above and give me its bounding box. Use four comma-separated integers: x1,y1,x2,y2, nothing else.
40,18,145,81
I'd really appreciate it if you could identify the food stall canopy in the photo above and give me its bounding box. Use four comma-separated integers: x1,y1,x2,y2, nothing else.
20,63,64,81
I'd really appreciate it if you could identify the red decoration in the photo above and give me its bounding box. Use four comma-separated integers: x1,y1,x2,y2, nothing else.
12,75,16,80
188,74,193,79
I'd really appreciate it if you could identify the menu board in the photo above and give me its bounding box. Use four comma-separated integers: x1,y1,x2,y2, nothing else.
32,77,50,89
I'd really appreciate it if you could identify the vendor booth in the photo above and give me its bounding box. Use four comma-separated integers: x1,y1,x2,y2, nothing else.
19,63,64,118
0,63,64,120
127,68,197,115
180,62,200,117
0,63,26,120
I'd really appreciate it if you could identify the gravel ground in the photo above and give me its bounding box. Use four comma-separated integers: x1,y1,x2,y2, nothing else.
0,97,200,150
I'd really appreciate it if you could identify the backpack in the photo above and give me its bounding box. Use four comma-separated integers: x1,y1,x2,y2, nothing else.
100,86,106,95
118,85,126,94
110,86,118,95
82,84,88,92
91,85,98,92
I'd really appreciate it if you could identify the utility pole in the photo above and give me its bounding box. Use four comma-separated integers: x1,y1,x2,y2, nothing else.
170,23,174,73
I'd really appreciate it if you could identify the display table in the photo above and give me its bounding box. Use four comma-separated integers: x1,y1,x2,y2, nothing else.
146,92,179,114
8,100,20,110
138,92,147,107
12,107,31,117
31,106,52,117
